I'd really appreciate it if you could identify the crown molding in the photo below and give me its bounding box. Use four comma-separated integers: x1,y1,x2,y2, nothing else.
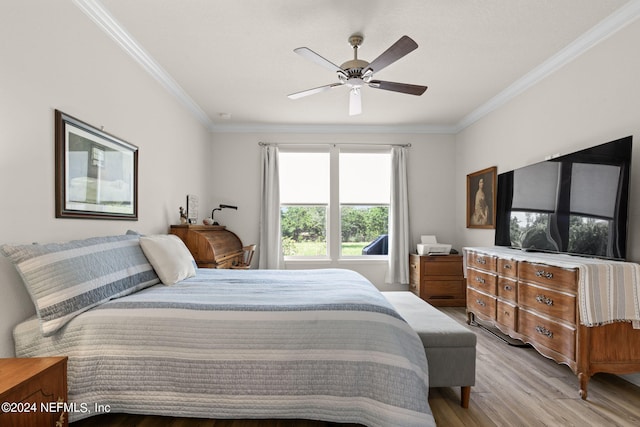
75,0,640,136
72,0,212,128
208,122,459,134
456,0,640,132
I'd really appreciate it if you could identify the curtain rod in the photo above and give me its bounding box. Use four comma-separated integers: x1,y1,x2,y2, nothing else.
258,142,411,148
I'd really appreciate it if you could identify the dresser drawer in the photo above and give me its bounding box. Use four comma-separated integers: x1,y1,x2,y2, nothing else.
497,258,518,279
467,287,496,320
467,268,497,294
518,282,576,324
466,251,497,272
496,300,517,331
518,308,575,359
518,262,578,291
497,277,517,302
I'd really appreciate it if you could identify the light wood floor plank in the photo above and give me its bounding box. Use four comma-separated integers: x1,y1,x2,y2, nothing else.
70,307,640,427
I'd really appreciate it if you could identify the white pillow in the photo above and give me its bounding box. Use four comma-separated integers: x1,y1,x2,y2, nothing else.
139,235,196,285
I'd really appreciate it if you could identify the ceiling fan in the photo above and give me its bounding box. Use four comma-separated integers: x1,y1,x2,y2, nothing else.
287,34,428,116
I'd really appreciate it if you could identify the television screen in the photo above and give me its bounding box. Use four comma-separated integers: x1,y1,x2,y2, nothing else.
495,136,632,260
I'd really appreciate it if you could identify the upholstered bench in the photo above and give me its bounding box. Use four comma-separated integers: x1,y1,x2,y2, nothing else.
382,291,476,408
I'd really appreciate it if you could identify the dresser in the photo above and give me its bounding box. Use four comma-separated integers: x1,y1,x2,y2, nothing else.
0,357,68,427
409,254,466,306
169,225,244,268
465,247,640,399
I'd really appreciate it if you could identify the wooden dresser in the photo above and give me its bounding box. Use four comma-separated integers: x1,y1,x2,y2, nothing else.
409,254,466,306
465,247,640,399
0,357,68,427
169,225,244,268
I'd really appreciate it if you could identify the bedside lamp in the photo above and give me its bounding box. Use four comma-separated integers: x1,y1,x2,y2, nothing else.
211,204,238,225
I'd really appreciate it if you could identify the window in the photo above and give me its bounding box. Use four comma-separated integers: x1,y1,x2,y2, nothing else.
279,151,329,257
339,151,390,256
279,147,390,259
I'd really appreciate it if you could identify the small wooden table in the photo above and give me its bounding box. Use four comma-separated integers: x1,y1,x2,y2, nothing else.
0,357,68,427
409,253,466,306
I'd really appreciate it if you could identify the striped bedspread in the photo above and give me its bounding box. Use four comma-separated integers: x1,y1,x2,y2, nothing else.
464,247,640,327
14,268,435,427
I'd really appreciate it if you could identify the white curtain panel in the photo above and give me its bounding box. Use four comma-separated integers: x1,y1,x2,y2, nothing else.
388,146,410,285
258,145,284,269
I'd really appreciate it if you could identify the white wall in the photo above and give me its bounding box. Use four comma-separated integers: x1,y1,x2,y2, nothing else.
209,132,457,288
455,19,640,263
0,0,212,356
453,15,640,388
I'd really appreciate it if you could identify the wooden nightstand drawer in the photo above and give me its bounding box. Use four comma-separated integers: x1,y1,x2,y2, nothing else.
422,279,465,300
420,256,463,276
0,357,68,427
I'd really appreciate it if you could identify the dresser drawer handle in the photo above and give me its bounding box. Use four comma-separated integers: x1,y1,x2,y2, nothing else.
504,284,513,291
535,270,554,279
475,276,486,284
476,257,486,265
535,325,554,338
475,299,486,307
535,294,554,306
503,263,513,270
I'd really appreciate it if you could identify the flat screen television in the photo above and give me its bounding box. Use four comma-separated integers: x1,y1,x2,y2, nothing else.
495,136,632,260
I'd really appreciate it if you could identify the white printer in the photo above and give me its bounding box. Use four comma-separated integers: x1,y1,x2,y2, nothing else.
416,235,451,255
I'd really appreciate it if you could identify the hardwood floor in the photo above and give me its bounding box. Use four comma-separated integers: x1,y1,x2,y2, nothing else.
70,307,640,427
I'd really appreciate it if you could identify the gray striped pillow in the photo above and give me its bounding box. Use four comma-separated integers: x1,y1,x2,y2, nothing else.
1,234,159,336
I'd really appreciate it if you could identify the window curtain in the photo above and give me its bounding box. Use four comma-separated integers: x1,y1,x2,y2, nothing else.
387,146,410,285
258,145,284,269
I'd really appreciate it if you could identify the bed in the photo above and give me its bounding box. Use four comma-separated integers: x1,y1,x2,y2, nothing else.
3,234,435,427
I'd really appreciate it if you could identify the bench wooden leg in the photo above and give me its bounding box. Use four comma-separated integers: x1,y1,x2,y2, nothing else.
461,386,471,408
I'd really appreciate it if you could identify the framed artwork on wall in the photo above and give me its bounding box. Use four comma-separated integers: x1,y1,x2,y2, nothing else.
55,110,138,220
186,194,199,224
466,166,497,229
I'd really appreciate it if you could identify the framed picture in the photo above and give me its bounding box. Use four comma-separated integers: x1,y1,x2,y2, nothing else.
186,194,199,224
55,110,138,220
467,166,497,229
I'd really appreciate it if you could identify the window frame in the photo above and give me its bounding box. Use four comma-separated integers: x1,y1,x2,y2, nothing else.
279,145,390,262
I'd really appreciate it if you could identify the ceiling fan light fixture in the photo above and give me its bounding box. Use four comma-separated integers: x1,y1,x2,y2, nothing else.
288,33,427,115
347,77,365,89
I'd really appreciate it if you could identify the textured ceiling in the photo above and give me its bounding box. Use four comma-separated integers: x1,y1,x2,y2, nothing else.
92,0,633,131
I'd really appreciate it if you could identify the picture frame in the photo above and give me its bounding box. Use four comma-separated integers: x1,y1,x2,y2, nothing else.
55,110,138,220
186,194,199,224
466,166,497,229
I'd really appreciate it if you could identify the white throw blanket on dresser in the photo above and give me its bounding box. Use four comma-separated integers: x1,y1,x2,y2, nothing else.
464,247,640,327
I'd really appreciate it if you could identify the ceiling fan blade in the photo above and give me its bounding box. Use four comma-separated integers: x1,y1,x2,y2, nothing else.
349,88,362,116
363,35,418,75
294,47,347,76
368,80,427,96
287,82,344,99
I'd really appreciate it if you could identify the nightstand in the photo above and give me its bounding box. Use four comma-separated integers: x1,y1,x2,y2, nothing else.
409,253,466,306
0,357,68,427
